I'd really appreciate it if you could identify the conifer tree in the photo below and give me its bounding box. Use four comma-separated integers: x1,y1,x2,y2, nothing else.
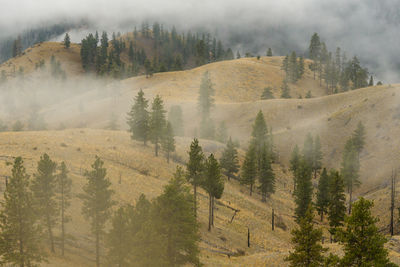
241,145,257,196
298,56,305,79
31,153,58,253
216,121,228,143
285,205,326,267
251,110,269,169
127,89,150,145
312,135,323,178
0,157,44,266
106,205,131,267
198,71,215,139
288,51,298,83
281,79,291,98
219,137,239,181
369,75,374,86
294,158,313,220
258,145,275,202
316,168,330,221
267,48,273,57
309,33,321,79
186,138,204,217
161,121,175,163
150,95,167,157
202,154,224,231
261,86,274,99
302,133,314,168
290,145,301,192
281,55,289,73
79,156,115,267
351,121,366,155
64,33,71,49
327,170,346,241
57,161,72,257
341,139,360,214
153,168,200,265
339,197,393,266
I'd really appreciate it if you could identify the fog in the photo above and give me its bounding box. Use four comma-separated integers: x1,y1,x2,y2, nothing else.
1,0,400,82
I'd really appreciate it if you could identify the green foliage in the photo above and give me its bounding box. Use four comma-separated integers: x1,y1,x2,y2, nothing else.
31,153,58,252
216,121,228,143
0,157,45,266
351,121,366,154
261,86,274,99
281,79,291,98
241,145,257,196
312,135,323,178
57,161,72,256
168,105,184,136
198,71,215,139
338,198,393,266
79,156,115,267
258,145,275,202
63,33,70,48
341,137,360,213
267,48,273,57
293,158,313,221
202,154,224,231
327,170,346,238
220,137,239,181
305,90,312,98
316,168,330,221
127,89,150,145
161,121,175,163
285,205,327,267
150,95,167,156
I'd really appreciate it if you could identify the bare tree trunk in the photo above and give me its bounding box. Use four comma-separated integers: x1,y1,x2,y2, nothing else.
247,227,250,247
272,209,275,231
208,193,212,231
211,196,214,227
193,185,197,218
46,214,55,253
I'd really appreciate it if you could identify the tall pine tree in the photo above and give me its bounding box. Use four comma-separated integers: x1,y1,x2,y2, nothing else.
161,121,175,163
294,158,313,221
219,137,239,181
186,138,204,217
57,161,72,257
127,89,150,145
316,168,330,221
258,145,275,202
241,145,257,196
150,95,167,157
327,170,346,241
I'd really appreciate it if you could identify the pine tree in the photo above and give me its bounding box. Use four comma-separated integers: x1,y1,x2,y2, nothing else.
302,133,314,168
369,75,374,86
0,157,44,266
31,153,58,253
309,33,321,80
216,121,228,143
198,71,215,138
168,105,184,136
150,95,167,157
161,121,175,163
327,170,346,241
298,56,305,79
290,145,301,192
288,51,298,83
186,138,204,217
153,168,200,265
241,145,257,196
316,168,330,221
219,137,239,181
127,89,150,145
281,79,291,98
57,162,72,257
267,48,273,57
341,138,360,214
312,135,323,178
64,33,71,49
202,154,224,231
106,205,131,267
351,121,366,155
339,197,393,266
261,86,274,99
294,158,313,221
79,156,115,267
285,205,327,267
251,110,269,169
258,145,275,202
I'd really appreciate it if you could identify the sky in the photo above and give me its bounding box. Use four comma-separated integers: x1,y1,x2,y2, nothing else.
1,0,400,82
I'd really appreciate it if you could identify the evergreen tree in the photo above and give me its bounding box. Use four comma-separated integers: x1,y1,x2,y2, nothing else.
79,156,115,267
267,48,273,57
216,121,228,143
281,79,291,98
309,33,321,79
186,138,204,217
168,105,184,136
57,161,72,257
241,145,257,196
106,205,131,267
198,71,215,138
302,133,314,168
351,121,366,155
369,75,374,86
298,56,305,79
294,158,313,221
327,170,346,240
339,198,393,266
316,168,330,221
341,138,360,214
199,117,215,140
312,135,323,178
258,145,275,202
127,89,150,145
236,51,241,59
0,157,44,266
153,169,200,265
261,86,274,99
251,110,269,168
288,51,298,83
150,95,167,157
219,137,239,181
305,90,312,98
285,205,326,267
202,154,224,231
290,145,301,192
161,121,175,163
63,33,71,49
31,153,58,253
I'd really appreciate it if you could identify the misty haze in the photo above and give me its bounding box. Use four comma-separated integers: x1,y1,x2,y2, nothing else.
0,1,399,266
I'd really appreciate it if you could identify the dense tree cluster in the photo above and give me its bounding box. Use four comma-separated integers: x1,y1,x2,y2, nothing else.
80,23,233,79
281,51,305,83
